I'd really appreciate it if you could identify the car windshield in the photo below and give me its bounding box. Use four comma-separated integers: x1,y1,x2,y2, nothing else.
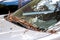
8,0,59,31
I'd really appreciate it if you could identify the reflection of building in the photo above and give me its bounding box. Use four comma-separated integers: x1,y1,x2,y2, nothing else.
18,0,31,8
18,0,22,8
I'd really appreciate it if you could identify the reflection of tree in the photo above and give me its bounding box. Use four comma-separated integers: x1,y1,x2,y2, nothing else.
0,4,4,8
7,5,18,12
0,4,18,14
0,4,9,14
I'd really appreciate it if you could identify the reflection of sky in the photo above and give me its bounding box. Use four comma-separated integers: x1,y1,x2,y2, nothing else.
36,0,60,11
0,0,17,2
38,0,59,6
0,0,18,5
0,0,59,3
0,0,59,5
0,0,31,5
50,0,59,4
4,0,17,2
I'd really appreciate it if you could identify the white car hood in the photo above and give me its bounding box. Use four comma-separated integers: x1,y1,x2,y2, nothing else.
0,15,51,40
0,15,60,40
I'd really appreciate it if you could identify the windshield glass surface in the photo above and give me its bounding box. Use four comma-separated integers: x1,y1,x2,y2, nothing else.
12,0,59,30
